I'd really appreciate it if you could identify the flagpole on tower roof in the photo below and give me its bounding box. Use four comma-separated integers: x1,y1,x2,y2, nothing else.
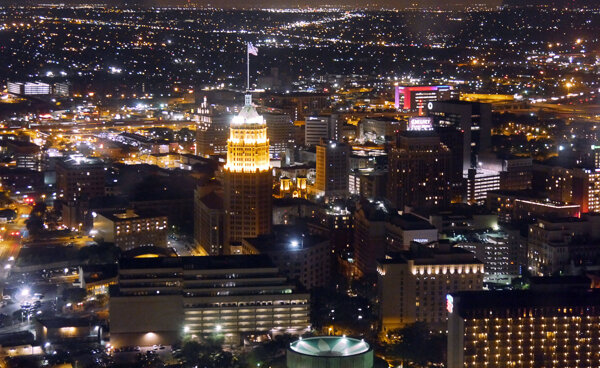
246,42,258,94
247,42,250,92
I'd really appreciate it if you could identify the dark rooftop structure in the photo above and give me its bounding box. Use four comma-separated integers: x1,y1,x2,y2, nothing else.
0,331,35,347
243,225,328,253
97,208,167,222
118,255,277,271
389,213,436,230
57,155,104,168
198,191,223,210
380,241,483,266
451,289,600,316
36,317,97,329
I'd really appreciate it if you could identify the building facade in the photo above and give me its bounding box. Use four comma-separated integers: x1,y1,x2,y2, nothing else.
193,190,224,256
7,141,41,171
377,242,484,331
394,85,457,111
94,208,168,251
194,98,232,157
305,116,330,147
223,95,273,253
314,141,350,200
527,215,600,275
109,256,310,347
387,131,452,210
241,231,331,290
56,155,105,201
427,100,492,171
264,112,294,158
448,289,600,368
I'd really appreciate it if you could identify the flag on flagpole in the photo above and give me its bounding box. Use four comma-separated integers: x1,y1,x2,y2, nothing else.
248,42,258,56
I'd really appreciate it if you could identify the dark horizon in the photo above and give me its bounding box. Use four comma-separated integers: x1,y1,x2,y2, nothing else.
5,0,600,10
0,0,505,10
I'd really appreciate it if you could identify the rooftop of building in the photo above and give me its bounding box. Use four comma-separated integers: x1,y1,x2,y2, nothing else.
6,140,40,149
362,116,399,122
536,216,587,224
380,241,483,266
57,155,104,168
488,189,550,200
0,331,35,347
388,213,436,231
357,199,390,222
199,191,223,210
288,336,370,357
80,263,119,284
97,208,166,222
232,103,263,126
431,99,478,106
118,255,277,271
0,166,42,175
487,190,579,208
273,197,316,207
36,317,96,329
243,226,328,253
529,275,592,289
451,289,600,313
412,203,494,218
121,246,176,259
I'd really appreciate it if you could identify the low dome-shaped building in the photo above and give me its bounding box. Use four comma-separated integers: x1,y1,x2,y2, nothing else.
287,336,373,368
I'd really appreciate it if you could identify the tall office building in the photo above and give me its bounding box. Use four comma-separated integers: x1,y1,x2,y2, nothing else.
56,155,105,201
194,98,232,157
263,112,294,158
466,168,501,205
387,130,452,210
305,116,330,146
193,190,224,256
224,95,272,253
354,199,389,276
448,289,600,368
427,100,492,171
314,141,350,200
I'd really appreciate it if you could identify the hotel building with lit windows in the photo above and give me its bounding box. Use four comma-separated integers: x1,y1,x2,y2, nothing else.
376,242,484,332
94,208,168,251
527,215,600,275
448,289,600,368
224,94,272,253
109,255,310,347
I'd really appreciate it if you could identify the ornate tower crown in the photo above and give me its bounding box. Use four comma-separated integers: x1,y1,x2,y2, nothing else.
224,93,270,173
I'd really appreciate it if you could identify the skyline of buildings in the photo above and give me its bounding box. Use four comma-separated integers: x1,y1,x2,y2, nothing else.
0,3,599,368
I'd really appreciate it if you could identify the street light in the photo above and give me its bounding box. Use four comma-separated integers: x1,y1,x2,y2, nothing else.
20,287,30,298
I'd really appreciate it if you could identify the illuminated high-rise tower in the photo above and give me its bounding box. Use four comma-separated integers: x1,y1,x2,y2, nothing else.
224,94,272,253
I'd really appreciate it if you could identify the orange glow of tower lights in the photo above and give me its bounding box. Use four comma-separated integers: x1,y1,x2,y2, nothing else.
224,98,270,173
